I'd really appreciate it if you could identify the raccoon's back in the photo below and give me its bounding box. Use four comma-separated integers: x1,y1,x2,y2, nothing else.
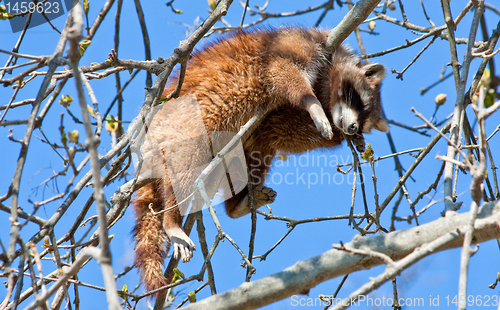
165,28,330,132
175,31,268,131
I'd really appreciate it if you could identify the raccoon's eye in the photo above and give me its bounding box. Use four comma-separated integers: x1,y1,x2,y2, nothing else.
344,83,362,111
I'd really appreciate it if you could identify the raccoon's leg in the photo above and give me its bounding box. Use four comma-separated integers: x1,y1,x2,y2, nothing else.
224,147,277,218
266,59,333,140
303,96,334,140
159,176,196,263
225,185,277,218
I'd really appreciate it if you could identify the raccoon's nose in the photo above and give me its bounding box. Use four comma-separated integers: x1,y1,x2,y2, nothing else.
347,123,358,135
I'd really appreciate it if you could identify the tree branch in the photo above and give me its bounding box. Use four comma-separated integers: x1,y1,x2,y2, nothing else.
180,200,500,310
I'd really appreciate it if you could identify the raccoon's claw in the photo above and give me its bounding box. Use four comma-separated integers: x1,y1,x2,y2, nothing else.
306,101,333,140
254,184,277,206
228,185,277,218
167,227,196,263
317,119,333,140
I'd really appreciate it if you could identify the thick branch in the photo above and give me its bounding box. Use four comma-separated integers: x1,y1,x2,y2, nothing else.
326,0,380,51
181,200,500,310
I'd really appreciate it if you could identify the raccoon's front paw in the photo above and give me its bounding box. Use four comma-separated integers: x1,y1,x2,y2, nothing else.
350,134,365,153
167,227,196,263
254,184,277,207
306,101,333,140
317,119,334,140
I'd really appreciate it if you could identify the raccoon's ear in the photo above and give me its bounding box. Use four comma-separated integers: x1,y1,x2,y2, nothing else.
373,117,389,133
363,63,385,85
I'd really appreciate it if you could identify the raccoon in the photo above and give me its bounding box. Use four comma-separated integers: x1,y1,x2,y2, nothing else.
132,28,388,294
225,47,388,218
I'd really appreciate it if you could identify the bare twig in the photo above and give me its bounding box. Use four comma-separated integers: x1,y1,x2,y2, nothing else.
441,0,483,214
67,3,120,309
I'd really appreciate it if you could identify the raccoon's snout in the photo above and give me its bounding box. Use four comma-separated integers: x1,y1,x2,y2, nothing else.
332,103,359,135
338,117,358,135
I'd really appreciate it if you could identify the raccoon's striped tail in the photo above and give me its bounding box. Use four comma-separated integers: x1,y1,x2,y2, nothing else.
132,181,169,296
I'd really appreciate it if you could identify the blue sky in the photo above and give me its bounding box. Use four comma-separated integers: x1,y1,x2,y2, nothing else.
1,1,500,309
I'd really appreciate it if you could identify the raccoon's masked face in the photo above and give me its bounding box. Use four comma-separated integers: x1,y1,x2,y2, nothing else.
331,63,389,135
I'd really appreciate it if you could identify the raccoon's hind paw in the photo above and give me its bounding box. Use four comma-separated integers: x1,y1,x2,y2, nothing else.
167,227,196,263
254,185,277,207
227,184,277,218
172,239,195,263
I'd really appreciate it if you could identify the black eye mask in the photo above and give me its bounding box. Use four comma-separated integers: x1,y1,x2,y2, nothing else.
342,82,365,134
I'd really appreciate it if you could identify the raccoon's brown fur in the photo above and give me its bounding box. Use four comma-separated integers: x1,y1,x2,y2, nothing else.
132,28,388,294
